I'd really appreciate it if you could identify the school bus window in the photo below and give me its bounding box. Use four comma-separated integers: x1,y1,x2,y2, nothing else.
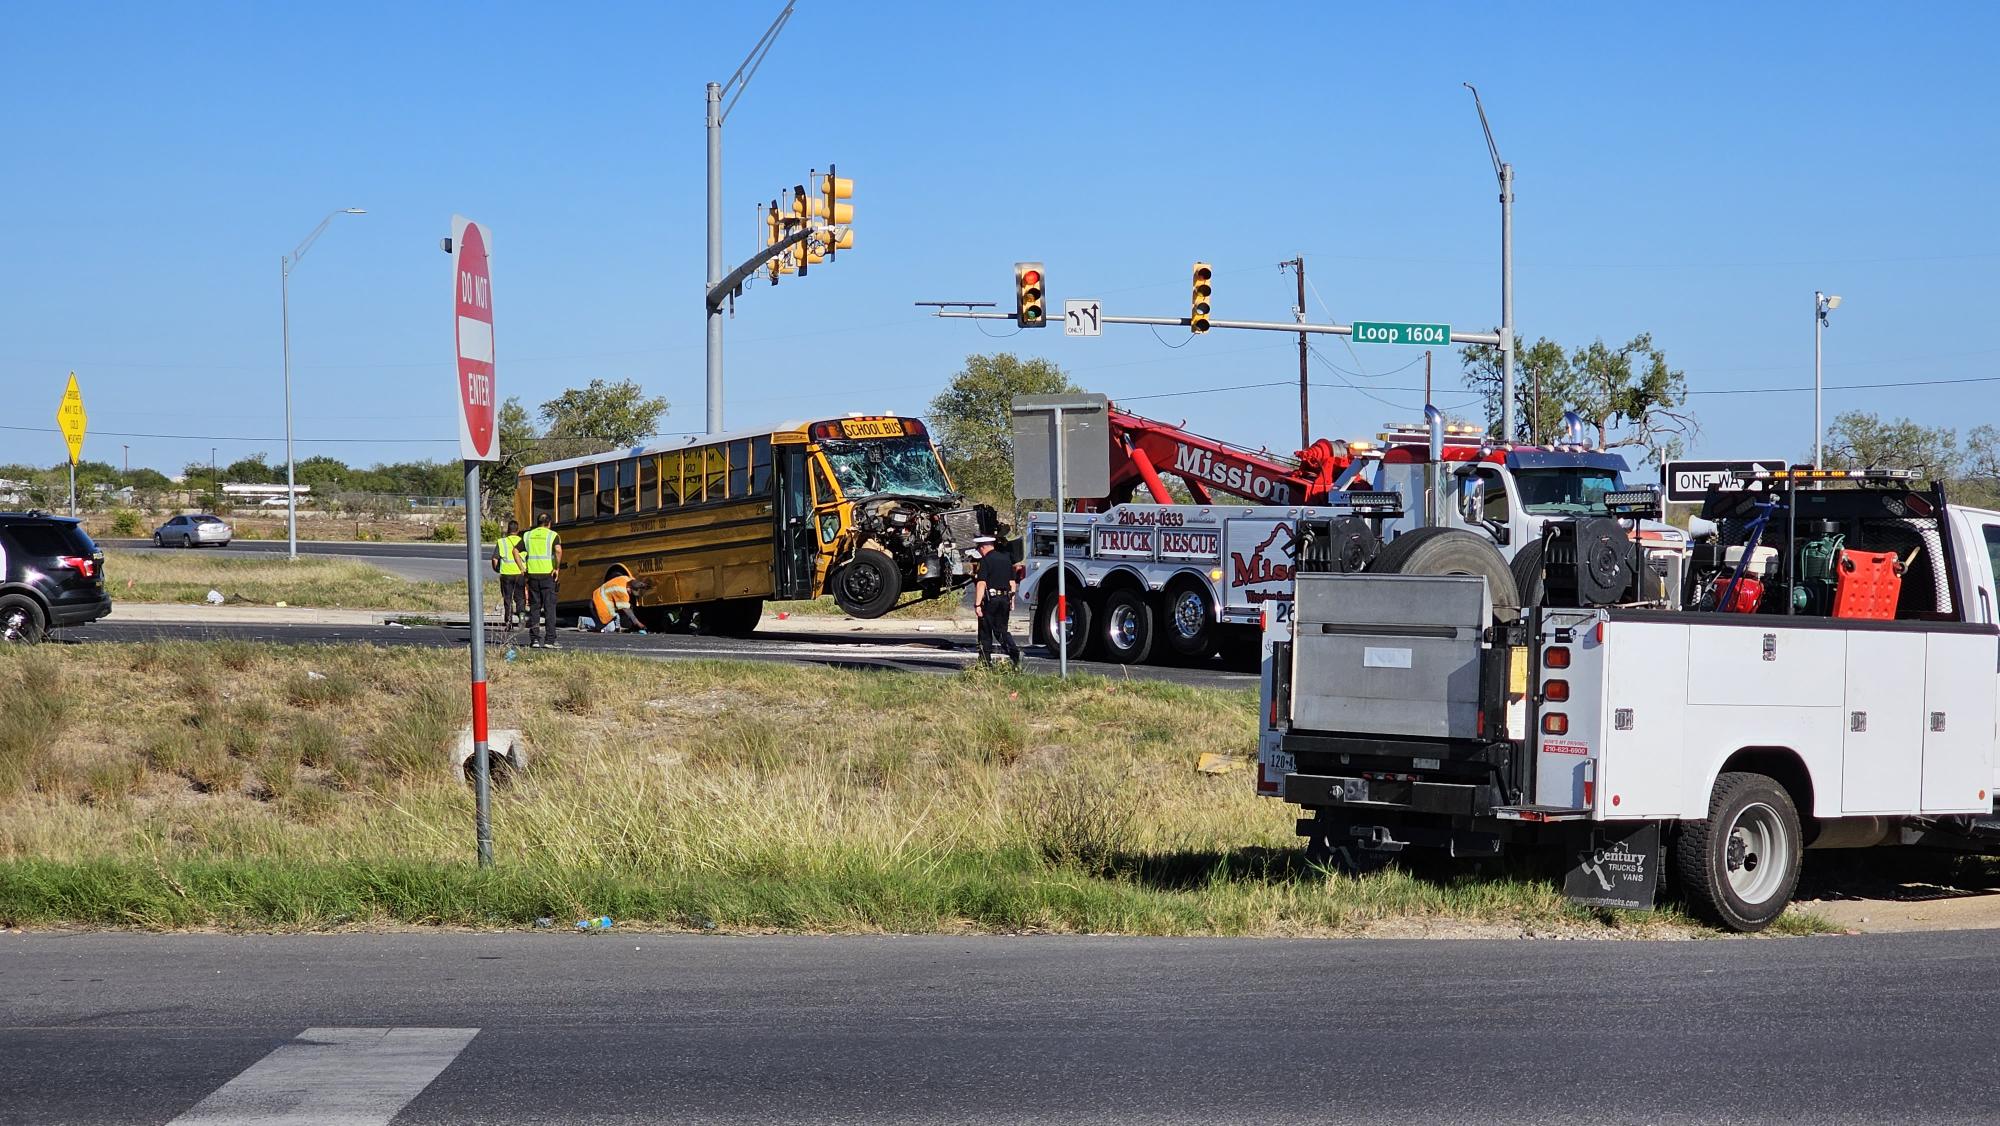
617,458,638,514
705,445,728,501
637,457,658,512
531,474,555,523
595,464,618,517
576,466,598,521
660,452,682,507
556,470,576,524
810,457,838,505
750,436,773,497
729,440,751,499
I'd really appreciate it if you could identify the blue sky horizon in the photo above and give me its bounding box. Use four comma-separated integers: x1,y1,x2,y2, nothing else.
2,2,1994,477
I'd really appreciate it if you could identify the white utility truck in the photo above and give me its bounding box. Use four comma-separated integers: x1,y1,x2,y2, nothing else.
1257,467,2000,930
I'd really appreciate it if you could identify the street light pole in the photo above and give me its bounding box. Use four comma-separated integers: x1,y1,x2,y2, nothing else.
1814,291,1841,469
280,207,365,560
1465,84,1515,442
703,0,797,435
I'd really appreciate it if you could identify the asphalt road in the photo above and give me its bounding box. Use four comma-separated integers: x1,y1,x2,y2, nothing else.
4,930,1996,1125
55,619,1258,691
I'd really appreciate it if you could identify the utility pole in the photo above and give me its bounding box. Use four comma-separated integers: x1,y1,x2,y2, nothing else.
1425,350,1433,407
1465,84,1515,442
1281,257,1309,447
1814,291,1842,469
704,1,797,435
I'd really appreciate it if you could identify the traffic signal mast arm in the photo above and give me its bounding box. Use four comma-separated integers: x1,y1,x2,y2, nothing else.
931,305,1503,346
705,224,824,311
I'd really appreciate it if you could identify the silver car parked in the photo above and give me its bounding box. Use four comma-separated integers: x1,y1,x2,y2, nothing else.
152,513,232,548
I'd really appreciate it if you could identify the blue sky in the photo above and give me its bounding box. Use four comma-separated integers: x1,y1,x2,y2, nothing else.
3,2,1995,477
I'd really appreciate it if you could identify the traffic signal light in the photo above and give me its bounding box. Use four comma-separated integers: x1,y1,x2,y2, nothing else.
1190,262,1213,333
822,169,854,226
1015,262,1046,328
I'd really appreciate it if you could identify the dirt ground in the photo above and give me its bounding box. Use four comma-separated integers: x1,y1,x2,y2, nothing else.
1795,850,2000,932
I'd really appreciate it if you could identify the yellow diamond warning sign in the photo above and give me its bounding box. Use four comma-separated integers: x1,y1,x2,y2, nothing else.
56,372,86,464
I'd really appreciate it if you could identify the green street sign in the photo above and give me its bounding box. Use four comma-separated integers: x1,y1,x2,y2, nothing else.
1351,320,1450,347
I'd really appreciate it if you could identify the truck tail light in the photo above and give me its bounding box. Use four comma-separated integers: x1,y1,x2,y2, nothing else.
1544,645,1571,669
1541,712,1568,735
57,555,97,579
1543,679,1569,702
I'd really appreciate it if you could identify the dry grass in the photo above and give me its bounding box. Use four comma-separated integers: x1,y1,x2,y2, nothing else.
0,644,1797,936
102,550,492,611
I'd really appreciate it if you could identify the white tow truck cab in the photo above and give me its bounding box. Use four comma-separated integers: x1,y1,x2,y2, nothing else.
1259,468,2000,931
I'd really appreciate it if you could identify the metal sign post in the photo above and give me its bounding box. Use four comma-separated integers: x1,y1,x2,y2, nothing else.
56,372,86,516
448,215,500,868
1011,394,1111,680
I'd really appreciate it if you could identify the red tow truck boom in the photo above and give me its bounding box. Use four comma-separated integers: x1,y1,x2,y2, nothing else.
1089,405,1366,509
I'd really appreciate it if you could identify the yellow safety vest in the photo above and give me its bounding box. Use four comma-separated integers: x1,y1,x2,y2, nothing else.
523,526,559,575
496,534,527,576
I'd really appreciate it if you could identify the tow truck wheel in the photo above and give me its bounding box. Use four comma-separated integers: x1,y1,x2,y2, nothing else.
1097,588,1155,664
1160,582,1216,662
1675,771,1804,932
1510,539,1547,609
832,548,902,618
1369,527,1521,621
1035,587,1093,658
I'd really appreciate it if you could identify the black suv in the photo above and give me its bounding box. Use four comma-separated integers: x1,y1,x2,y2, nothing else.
1,511,111,643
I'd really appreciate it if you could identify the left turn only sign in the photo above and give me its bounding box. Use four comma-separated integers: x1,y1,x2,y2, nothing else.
452,215,498,462
56,372,86,464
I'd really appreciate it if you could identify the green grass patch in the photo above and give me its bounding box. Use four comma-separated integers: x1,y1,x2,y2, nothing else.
103,550,493,611
0,643,1735,937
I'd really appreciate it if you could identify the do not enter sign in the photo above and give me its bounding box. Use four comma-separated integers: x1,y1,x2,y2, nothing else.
452,215,498,462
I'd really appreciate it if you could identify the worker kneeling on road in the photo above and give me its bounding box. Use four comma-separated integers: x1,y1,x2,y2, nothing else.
972,535,1020,669
591,573,653,634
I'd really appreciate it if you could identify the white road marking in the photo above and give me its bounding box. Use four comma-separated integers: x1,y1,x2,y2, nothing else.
167,1026,478,1126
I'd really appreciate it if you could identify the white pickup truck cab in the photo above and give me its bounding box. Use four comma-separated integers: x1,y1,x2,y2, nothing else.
1259,470,2000,930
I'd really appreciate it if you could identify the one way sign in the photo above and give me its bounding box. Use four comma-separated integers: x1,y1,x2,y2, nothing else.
1661,458,1787,503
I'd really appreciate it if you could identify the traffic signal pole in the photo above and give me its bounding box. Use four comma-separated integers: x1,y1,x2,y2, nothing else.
702,1,796,436
933,307,1503,349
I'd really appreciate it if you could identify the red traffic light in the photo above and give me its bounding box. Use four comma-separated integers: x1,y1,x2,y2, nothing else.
1022,269,1041,287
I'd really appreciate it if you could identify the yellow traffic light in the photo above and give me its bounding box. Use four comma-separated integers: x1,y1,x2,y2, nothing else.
1190,262,1213,333
822,171,854,225
1015,262,1046,328
824,227,854,250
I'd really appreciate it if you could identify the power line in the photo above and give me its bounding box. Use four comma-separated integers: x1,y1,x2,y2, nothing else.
1688,373,2000,396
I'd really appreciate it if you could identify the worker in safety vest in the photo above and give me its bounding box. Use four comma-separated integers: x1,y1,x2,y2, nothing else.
523,512,563,649
591,573,652,634
491,518,528,631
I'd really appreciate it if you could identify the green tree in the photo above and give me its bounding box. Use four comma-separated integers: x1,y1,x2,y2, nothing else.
537,379,669,461
486,396,539,511
1460,333,1693,463
926,353,1080,507
1821,412,1961,477
1459,335,1569,444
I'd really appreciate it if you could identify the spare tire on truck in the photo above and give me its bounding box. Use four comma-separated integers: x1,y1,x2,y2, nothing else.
1369,527,1521,620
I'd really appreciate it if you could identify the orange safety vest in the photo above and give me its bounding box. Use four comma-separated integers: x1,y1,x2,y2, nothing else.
591,575,634,623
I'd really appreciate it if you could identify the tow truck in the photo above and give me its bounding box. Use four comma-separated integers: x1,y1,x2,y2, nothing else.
1019,406,1684,666
1258,465,2000,931
1018,406,1387,664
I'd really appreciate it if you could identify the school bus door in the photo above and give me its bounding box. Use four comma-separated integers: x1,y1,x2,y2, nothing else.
772,442,817,600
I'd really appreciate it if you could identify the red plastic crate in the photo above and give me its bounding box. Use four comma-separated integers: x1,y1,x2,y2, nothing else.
1832,549,1904,620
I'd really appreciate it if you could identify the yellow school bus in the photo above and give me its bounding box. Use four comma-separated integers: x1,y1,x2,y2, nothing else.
515,415,993,633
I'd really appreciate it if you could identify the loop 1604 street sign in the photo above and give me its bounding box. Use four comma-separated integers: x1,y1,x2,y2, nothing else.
1351,320,1450,347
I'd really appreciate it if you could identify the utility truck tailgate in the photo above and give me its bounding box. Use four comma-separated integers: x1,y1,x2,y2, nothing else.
1289,573,1492,740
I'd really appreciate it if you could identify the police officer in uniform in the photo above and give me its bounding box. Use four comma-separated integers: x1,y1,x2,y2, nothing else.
522,512,563,649
492,518,528,631
972,535,1020,668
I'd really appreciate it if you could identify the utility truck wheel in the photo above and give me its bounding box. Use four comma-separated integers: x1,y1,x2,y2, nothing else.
1098,588,1155,664
1035,587,1093,657
833,548,901,618
1676,772,1803,932
1370,527,1521,620
1161,581,1216,662
1510,539,1547,610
